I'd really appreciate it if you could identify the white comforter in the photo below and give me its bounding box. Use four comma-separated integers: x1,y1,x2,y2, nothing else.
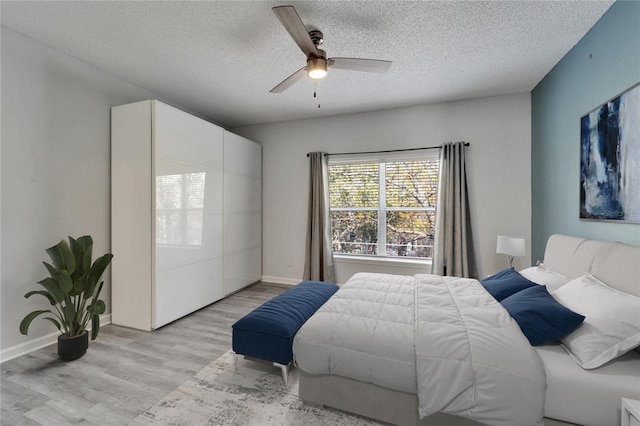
414,274,545,426
293,272,546,426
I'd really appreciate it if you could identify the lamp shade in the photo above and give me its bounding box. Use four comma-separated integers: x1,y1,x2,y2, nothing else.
496,235,526,257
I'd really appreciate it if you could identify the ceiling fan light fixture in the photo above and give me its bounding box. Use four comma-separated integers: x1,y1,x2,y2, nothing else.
270,5,391,93
307,57,327,79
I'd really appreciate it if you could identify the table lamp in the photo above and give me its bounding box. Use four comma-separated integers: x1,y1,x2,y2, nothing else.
496,235,525,268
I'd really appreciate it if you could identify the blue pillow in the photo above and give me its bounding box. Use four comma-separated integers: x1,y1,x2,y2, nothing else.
500,285,585,346
480,267,537,301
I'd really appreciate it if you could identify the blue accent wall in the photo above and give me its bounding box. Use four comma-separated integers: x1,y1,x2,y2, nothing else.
531,0,640,261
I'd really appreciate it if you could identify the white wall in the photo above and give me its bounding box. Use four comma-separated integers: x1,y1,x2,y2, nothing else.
0,28,183,359
234,92,532,284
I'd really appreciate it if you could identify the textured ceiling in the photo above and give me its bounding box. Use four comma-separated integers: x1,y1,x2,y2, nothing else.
1,1,614,128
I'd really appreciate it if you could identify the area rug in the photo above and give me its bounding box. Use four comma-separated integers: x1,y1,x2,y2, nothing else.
130,350,381,425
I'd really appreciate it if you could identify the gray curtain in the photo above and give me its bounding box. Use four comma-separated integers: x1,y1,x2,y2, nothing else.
431,142,477,278
303,152,336,282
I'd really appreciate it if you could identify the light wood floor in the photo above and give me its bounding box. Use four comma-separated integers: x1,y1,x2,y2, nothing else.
1,282,290,425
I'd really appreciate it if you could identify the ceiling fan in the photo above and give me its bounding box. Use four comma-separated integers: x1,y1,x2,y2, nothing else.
270,5,392,93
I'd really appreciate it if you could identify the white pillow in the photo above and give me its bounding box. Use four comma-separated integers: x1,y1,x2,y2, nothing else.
519,264,570,292
551,273,640,369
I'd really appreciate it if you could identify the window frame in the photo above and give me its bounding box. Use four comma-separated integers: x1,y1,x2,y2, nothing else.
328,150,439,260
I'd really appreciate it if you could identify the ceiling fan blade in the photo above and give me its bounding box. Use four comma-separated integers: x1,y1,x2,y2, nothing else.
328,58,392,73
270,67,307,93
272,5,318,57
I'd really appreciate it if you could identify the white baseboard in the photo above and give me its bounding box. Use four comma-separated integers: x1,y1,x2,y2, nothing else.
261,275,300,286
0,314,112,364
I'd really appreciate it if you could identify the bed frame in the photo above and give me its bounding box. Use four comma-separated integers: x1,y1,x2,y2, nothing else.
298,234,640,426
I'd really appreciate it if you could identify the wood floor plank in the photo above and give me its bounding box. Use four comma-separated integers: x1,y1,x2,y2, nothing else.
0,282,289,425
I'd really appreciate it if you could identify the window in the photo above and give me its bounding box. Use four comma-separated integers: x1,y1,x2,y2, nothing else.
329,152,439,259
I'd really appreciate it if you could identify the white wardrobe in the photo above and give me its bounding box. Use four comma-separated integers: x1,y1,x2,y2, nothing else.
111,100,261,331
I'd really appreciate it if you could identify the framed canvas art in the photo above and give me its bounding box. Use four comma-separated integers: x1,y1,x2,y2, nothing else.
580,82,640,222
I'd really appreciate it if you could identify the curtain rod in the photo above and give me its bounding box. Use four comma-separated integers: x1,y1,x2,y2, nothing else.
306,142,469,157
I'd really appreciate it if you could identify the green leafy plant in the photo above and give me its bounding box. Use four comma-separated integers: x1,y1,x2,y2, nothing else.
19,236,113,340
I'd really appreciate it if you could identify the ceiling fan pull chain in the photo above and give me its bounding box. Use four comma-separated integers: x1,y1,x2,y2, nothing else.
314,82,321,108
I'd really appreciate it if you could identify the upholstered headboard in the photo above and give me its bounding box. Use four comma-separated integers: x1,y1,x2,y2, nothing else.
543,234,640,297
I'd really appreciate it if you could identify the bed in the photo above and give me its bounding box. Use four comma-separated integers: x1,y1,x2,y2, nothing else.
292,234,640,426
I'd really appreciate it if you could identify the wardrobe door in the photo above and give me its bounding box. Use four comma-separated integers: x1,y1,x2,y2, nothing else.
153,101,224,328
223,131,262,295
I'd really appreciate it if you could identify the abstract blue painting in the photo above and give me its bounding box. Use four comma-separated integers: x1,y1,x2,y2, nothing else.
580,83,640,222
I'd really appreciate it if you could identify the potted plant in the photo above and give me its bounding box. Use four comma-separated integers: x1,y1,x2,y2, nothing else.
19,235,113,361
